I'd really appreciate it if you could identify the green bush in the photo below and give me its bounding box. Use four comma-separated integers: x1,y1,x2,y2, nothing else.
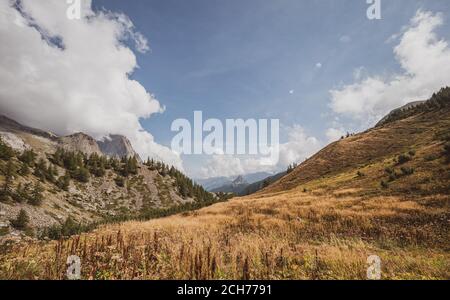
444,142,450,156
10,209,30,230
388,173,397,182
0,227,9,236
0,139,15,161
57,173,71,191
114,176,125,187
400,167,415,176
397,154,412,165
12,183,31,203
73,166,90,183
18,149,36,166
28,182,44,206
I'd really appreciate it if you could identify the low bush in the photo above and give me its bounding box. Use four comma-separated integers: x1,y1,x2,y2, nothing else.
10,209,30,230
397,154,412,165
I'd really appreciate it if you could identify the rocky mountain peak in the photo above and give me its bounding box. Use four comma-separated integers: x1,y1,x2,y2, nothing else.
98,134,141,161
232,175,248,186
58,132,103,156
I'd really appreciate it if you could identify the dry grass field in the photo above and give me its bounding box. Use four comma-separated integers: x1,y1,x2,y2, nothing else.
0,188,448,279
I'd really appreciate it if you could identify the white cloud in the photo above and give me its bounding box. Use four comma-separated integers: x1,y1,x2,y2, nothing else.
339,35,351,43
330,10,450,128
316,62,322,68
289,90,294,94
0,0,182,169
325,127,345,143
197,125,321,178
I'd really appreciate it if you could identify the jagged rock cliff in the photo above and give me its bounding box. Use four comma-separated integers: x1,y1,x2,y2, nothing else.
98,134,141,161
58,133,103,156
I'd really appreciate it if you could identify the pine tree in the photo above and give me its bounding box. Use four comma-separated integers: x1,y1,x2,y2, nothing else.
0,139,14,161
45,164,56,183
1,160,16,200
11,209,30,230
29,182,44,206
13,182,31,203
34,158,47,182
74,166,90,183
18,162,30,176
19,149,36,167
57,172,71,191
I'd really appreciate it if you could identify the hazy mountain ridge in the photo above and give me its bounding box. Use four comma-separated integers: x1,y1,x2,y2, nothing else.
196,172,272,192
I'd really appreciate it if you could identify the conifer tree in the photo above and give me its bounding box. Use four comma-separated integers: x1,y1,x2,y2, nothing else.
1,160,16,199
19,149,36,167
11,209,30,230
18,162,30,176
29,182,44,206
0,139,14,161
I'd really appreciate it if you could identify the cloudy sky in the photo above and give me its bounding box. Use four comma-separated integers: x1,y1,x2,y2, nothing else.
1,0,450,178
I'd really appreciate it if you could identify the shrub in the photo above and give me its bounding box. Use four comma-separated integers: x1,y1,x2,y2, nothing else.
73,166,90,183
444,142,450,157
0,227,9,236
12,183,31,203
408,150,416,157
397,154,411,165
18,149,36,167
57,173,71,191
1,160,16,198
400,167,415,176
425,154,438,162
356,171,365,178
43,217,95,240
115,176,125,187
0,139,15,161
380,180,389,189
18,163,30,176
388,174,397,182
384,167,394,174
10,209,30,230
28,182,44,206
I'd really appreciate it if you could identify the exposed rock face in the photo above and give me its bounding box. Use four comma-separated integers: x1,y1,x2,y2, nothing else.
58,132,103,156
98,134,141,161
0,131,29,152
0,115,141,160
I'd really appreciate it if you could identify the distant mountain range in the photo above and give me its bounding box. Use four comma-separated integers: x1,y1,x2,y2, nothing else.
198,171,288,196
195,172,273,193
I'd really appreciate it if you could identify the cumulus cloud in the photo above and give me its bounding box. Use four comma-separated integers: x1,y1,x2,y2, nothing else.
325,127,345,143
339,35,351,43
0,0,182,169
197,125,321,178
330,10,450,127
315,62,322,69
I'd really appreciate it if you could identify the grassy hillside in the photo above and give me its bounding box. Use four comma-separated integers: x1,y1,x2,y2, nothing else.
0,89,449,279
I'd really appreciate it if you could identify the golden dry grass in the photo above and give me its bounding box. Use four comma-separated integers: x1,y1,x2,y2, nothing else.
0,189,448,280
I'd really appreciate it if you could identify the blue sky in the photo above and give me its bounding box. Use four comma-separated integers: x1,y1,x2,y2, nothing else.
88,0,450,177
